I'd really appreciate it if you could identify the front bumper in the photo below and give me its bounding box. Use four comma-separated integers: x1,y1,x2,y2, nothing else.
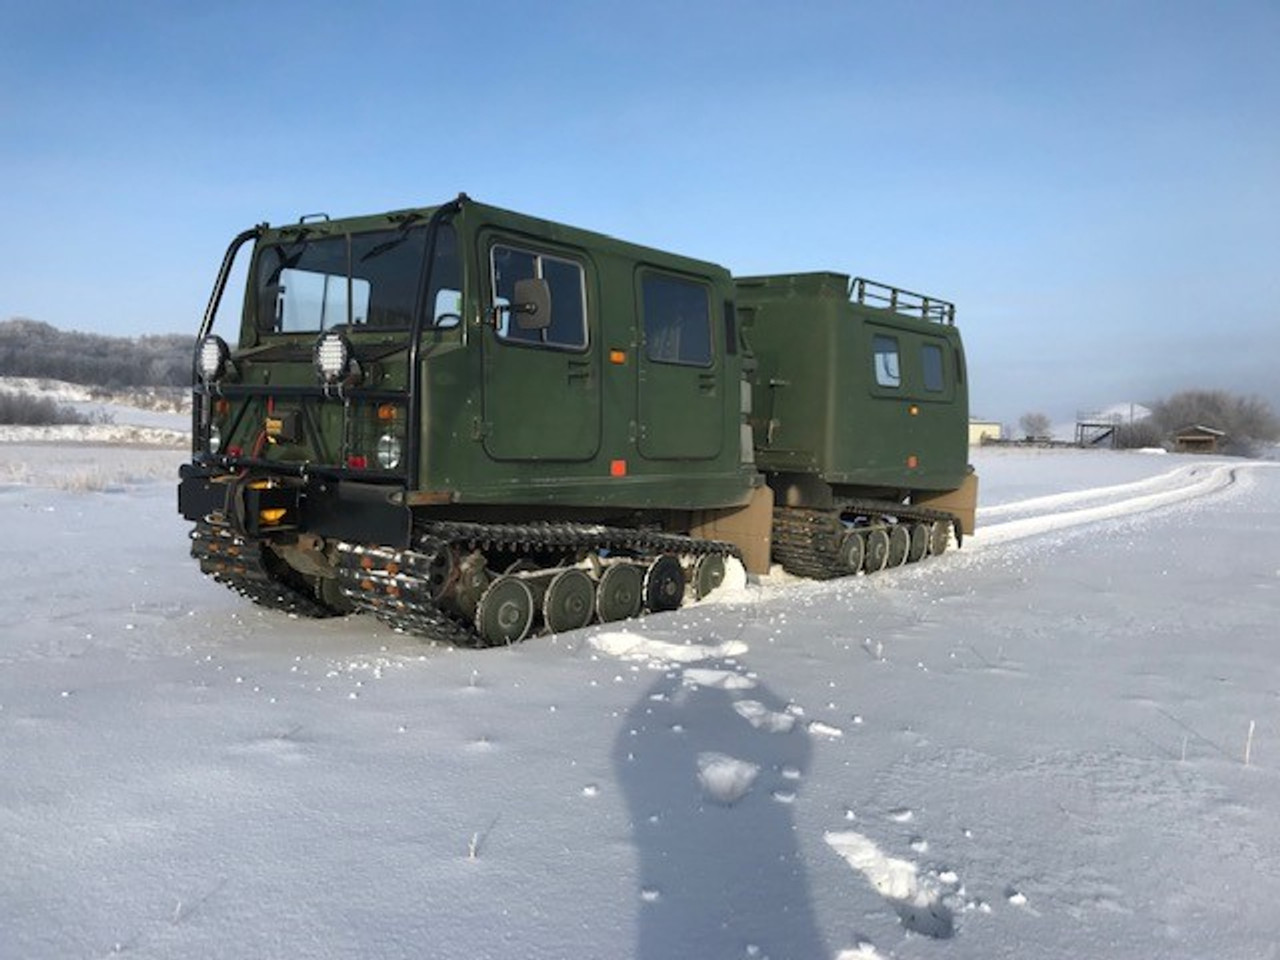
178,463,412,547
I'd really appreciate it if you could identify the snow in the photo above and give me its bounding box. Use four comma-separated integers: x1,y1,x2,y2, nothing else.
0,377,190,444
2,441,1279,959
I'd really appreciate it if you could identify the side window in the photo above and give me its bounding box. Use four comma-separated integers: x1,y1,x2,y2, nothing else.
491,244,587,349
921,343,945,392
641,273,712,366
872,334,901,388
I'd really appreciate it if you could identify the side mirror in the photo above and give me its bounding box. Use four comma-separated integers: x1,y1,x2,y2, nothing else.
513,277,552,331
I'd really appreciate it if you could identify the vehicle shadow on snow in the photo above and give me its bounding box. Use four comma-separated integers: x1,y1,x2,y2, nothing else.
615,664,827,960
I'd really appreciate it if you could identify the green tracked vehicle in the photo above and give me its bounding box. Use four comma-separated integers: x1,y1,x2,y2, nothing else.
737,272,976,579
178,195,976,645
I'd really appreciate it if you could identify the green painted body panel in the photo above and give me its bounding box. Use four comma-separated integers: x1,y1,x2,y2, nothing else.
737,272,969,494
208,198,756,514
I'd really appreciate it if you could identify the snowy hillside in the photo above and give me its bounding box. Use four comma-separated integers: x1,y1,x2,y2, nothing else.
0,377,189,446
2,444,1278,959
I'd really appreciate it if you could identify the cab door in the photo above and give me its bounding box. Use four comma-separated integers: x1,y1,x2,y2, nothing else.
480,239,600,461
636,269,723,460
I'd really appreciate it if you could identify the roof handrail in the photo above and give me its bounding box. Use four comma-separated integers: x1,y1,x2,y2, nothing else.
850,277,955,325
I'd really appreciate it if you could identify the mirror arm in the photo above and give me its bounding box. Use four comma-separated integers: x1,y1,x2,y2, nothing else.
489,302,538,327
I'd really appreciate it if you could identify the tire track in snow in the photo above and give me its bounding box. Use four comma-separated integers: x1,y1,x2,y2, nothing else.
970,462,1264,548
978,463,1228,521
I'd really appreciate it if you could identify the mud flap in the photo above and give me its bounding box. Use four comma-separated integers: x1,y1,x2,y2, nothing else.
689,485,775,575
915,471,979,536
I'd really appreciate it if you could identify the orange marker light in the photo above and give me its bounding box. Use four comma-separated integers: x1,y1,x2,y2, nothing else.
610,349,627,365
909,405,919,416
610,459,628,477
907,455,919,469
377,403,398,421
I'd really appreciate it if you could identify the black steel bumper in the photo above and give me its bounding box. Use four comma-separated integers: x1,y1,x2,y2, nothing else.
178,463,412,547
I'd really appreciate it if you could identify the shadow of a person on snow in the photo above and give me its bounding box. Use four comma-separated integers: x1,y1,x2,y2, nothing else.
615,661,827,960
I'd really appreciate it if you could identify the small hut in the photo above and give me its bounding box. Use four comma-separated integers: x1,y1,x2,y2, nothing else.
1173,424,1225,454
968,420,1003,445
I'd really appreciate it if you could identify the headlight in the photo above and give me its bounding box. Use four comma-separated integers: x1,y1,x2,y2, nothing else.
199,335,230,382
376,433,402,469
314,332,357,385
208,424,222,454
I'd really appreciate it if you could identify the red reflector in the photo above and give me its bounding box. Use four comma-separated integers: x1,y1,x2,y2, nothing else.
227,445,243,457
610,459,627,477
347,455,368,469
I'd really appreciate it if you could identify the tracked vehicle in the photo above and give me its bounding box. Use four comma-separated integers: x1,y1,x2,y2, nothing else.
739,272,976,579
178,195,976,645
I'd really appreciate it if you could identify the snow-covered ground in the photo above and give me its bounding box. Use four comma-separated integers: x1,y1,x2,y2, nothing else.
2,443,1278,959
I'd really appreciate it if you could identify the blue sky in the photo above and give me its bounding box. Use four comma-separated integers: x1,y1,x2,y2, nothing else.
1,0,1276,424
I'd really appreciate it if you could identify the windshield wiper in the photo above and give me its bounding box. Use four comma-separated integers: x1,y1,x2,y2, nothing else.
360,234,409,262
361,212,426,263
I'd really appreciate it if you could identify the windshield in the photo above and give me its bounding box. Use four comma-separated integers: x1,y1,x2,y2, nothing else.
253,223,460,333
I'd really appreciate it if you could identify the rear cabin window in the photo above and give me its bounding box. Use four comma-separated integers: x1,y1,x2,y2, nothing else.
642,273,712,366
872,334,901,388
921,343,945,392
491,244,588,349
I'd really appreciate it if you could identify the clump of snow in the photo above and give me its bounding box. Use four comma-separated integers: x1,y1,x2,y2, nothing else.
588,631,748,665
825,830,955,939
732,699,796,733
835,944,888,960
696,752,759,804
807,720,844,739
681,667,756,690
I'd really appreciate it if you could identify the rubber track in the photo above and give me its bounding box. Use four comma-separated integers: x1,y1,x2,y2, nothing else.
334,519,743,647
190,522,341,619
771,508,848,580
771,499,961,580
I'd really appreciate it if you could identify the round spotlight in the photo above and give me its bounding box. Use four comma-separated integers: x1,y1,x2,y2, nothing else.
199,335,230,382
375,433,402,470
314,331,355,385
208,424,222,454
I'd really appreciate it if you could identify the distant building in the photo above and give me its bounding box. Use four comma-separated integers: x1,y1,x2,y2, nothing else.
1173,424,1225,454
969,420,1003,445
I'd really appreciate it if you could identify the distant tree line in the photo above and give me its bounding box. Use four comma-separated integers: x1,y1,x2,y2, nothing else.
1114,390,1279,455
0,318,190,387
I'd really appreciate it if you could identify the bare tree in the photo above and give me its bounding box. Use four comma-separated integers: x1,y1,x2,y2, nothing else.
1112,419,1165,449
1019,411,1052,440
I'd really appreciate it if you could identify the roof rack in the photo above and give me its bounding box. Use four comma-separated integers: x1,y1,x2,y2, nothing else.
850,277,955,325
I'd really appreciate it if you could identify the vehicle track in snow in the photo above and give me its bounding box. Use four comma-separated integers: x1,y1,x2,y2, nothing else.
969,461,1267,548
